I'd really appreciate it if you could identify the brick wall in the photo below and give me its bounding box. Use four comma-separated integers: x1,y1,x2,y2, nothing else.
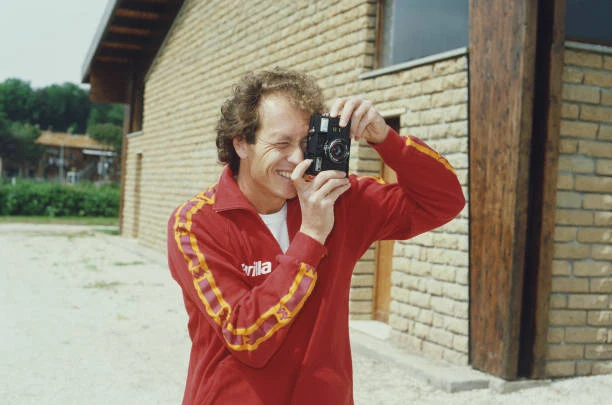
349,57,470,365
546,44,612,377
124,0,468,365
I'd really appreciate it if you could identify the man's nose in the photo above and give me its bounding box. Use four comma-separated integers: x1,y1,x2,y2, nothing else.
287,143,304,164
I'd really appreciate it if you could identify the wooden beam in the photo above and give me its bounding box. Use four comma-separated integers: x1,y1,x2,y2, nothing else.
89,63,130,104
469,0,539,379
520,0,566,379
115,8,161,20
101,41,144,51
108,25,151,36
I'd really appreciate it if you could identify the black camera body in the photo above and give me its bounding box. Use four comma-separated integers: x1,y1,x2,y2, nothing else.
304,114,351,175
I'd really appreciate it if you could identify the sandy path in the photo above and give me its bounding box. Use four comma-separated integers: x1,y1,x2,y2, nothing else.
1,224,610,404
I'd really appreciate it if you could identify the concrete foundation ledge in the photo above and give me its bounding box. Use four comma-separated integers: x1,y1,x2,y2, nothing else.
349,321,493,393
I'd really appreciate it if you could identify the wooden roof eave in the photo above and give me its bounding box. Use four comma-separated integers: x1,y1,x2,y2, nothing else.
81,0,185,104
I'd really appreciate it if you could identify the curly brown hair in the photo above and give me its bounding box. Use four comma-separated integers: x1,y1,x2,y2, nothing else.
215,68,326,173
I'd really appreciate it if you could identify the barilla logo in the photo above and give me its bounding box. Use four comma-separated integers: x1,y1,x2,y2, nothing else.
241,261,272,277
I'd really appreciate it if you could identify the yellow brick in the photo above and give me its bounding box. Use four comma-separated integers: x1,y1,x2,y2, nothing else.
561,103,579,119
556,191,583,208
555,209,594,225
351,274,374,287
563,66,585,83
584,70,612,88
568,294,609,309
595,212,612,226
350,287,373,300
559,139,578,153
550,294,568,308
548,310,586,326
592,361,612,374
574,261,612,277
577,228,612,244
546,361,576,377
585,345,612,360
575,175,612,193
349,300,372,314
547,344,584,360
578,140,612,158
590,279,612,294
554,243,591,259
583,194,612,210
602,90,612,106
600,125,612,140
593,245,612,261
565,50,602,68
587,311,612,326
552,260,572,275
556,173,574,190
596,159,612,175
577,362,593,375
565,327,607,343
552,277,590,293
548,328,565,343
560,120,599,138
433,58,467,75
563,84,600,104
581,105,612,124
558,155,595,173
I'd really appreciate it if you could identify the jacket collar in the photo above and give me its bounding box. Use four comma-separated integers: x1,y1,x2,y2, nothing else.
213,165,301,236
212,165,257,213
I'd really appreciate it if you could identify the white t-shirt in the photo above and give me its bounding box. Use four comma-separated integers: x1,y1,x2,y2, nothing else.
258,203,290,253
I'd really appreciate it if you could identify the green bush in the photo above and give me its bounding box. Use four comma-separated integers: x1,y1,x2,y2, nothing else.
0,181,119,217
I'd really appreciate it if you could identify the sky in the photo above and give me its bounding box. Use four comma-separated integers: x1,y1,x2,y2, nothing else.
0,0,111,89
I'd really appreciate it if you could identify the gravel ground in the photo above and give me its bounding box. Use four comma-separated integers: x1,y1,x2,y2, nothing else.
1,223,611,405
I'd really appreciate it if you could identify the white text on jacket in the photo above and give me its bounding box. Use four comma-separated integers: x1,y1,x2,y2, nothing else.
241,261,272,277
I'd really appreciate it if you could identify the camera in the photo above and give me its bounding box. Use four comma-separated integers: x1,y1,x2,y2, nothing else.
304,114,351,175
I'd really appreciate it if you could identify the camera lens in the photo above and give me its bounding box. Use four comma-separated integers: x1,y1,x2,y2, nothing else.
326,139,349,163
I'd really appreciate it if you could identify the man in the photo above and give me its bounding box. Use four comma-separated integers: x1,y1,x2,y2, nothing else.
167,69,465,404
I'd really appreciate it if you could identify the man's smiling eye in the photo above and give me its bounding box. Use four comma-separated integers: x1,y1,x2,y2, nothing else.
275,142,291,149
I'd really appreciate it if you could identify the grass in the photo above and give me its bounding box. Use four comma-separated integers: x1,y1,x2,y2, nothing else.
113,261,145,266
95,228,120,235
83,281,123,290
0,216,119,226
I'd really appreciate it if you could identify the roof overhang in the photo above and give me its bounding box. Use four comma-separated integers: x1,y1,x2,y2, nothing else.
81,0,185,103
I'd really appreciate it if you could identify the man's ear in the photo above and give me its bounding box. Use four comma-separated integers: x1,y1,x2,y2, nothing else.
233,137,248,159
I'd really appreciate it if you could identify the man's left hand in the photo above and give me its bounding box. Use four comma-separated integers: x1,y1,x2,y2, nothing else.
329,96,388,144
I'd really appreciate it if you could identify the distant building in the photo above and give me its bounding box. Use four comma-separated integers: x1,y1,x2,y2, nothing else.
35,131,116,182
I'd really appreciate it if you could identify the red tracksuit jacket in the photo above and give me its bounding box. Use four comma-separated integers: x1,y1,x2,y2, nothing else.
167,128,465,404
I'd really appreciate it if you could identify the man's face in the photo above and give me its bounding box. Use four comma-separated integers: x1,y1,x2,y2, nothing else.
234,93,310,214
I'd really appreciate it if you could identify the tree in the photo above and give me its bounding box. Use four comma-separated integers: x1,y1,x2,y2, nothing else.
0,78,36,124
0,114,43,177
0,78,123,135
87,103,123,129
88,122,123,156
35,83,91,133
10,122,44,176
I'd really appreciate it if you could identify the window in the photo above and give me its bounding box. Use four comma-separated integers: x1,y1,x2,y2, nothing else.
376,0,469,69
565,0,612,46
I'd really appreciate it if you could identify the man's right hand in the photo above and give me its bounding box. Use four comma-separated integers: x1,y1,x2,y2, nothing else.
291,159,351,244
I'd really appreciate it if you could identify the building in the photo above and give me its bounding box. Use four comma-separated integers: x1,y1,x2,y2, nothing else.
35,131,116,182
82,0,612,379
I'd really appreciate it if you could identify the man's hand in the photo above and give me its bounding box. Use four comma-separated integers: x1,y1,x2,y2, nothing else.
291,159,351,244
330,96,388,144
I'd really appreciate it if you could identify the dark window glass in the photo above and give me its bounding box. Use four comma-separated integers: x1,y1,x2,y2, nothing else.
378,0,469,68
565,0,612,45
